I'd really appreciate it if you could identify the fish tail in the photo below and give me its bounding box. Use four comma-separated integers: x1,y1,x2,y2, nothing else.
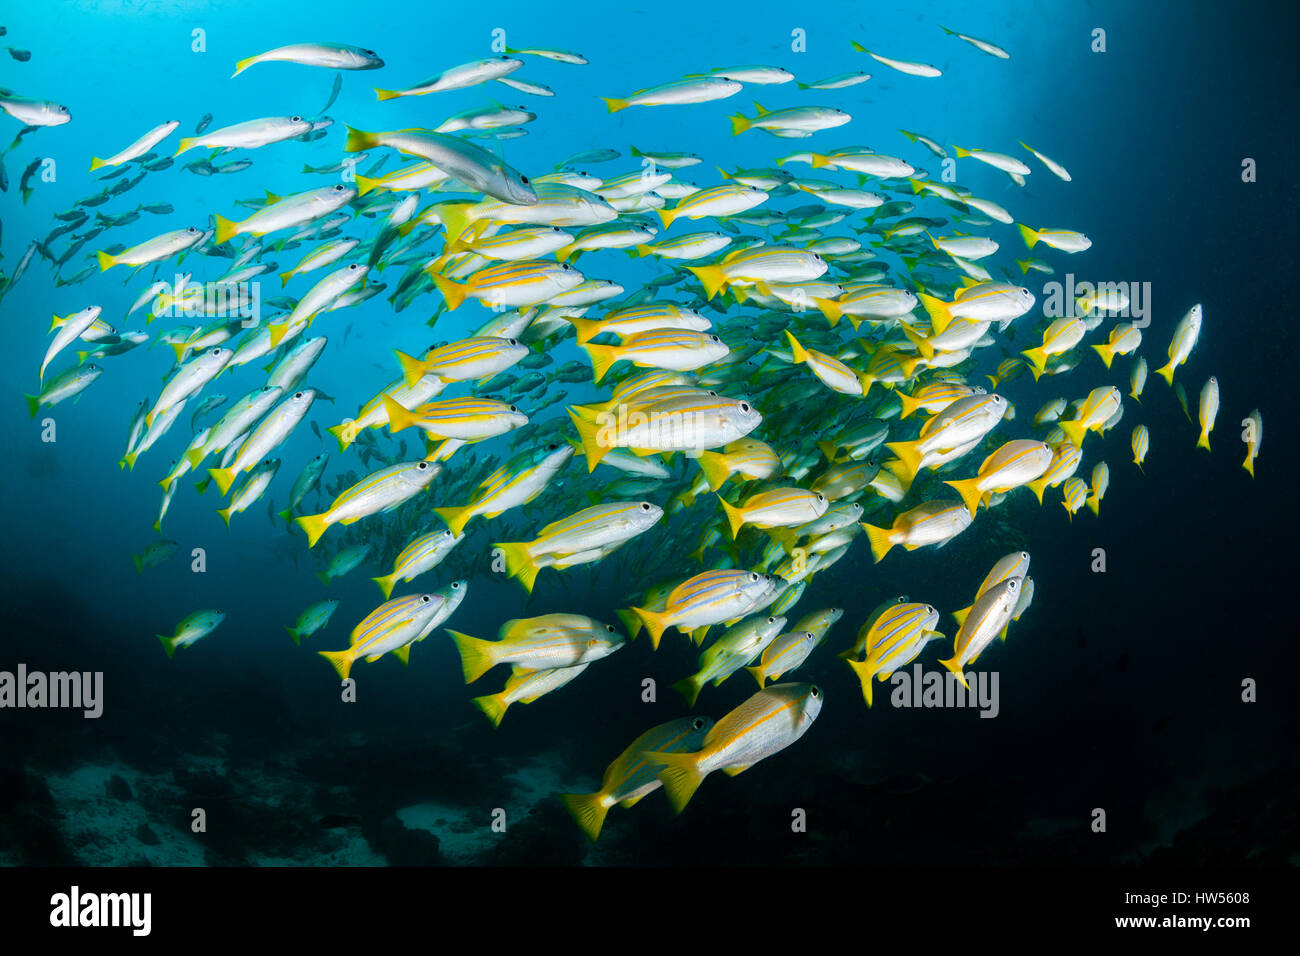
372,572,397,600
1090,342,1115,368
861,521,896,563
559,791,609,843
952,606,972,630
696,449,733,491
744,664,767,689
567,315,599,344
1020,345,1048,372
394,349,426,388
354,174,381,198
1242,455,1254,478
295,512,331,548
614,608,644,641
231,56,258,78
446,629,495,684
431,273,468,311
380,394,416,432
372,86,402,100
157,634,179,660
671,674,703,708
1025,475,1050,505
278,270,293,288
207,466,237,496
654,207,677,230
95,250,116,271
809,153,832,169
580,342,619,384
601,97,629,113
812,296,843,327
433,505,473,538
937,654,970,690
472,692,509,727
284,626,301,646
318,649,354,681
728,113,751,136
88,156,108,172
1017,223,1039,249
1057,419,1087,448
173,137,197,157
277,507,292,524
565,404,612,471
953,145,972,158
493,541,540,592
845,658,876,707
628,606,669,651
644,751,703,814
1015,258,1033,274
716,494,746,540
1086,493,1101,516
897,391,923,419
915,291,954,334
213,213,239,246
686,264,728,300
24,394,40,419
345,128,379,155
784,328,809,365
326,421,355,452
883,439,923,485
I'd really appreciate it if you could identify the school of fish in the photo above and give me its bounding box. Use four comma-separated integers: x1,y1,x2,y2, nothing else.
6,25,1263,843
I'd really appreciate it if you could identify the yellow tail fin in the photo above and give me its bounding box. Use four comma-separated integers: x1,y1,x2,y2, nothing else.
381,394,417,432
629,606,671,651
601,97,629,113
729,113,752,136
433,505,474,538
318,649,355,680
845,658,876,707
566,404,613,471
687,264,728,300
96,250,116,271
395,349,427,388
345,126,380,152
157,634,179,660
580,342,621,384
812,296,843,327
943,476,985,519
642,750,704,814
915,292,954,334
208,466,238,496
696,449,734,491
937,654,970,690
559,791,610,843
883,439,924,485
861,522,896,563
493,541,541,593
472,692,509,727
1017,223,1039,249
213,213,239,246
231,56,258,78
372,572,398,600
717,494,746,540
1091,342,1116,368
446,629,496,684
295,512,331,548
1153,362,1176,386
89,157,108,172
431,273,469,311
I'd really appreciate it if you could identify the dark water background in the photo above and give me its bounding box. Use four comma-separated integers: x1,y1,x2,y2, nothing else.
1,0,1296,864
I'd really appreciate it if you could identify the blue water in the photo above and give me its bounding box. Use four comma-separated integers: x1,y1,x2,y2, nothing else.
1,0,1296,865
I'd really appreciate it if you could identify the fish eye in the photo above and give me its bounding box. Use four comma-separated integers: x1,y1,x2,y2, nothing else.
520,175,530,184
810,685,821,698
1008,579,1019,589
709,335,720,342
739,402,751,412
815,493,825,502
508,404,518,412
1020,288,1030,295
1021,552,1029,559
417,461,428,469
333,184,346,191
210,348,221,356
291,115,303,123
547,442,559,450
500,54,510,59
421,595,430,603
348,263,360,270
749,572,759,582
606,623,616,632
451,581,461,589
692,717,705,729
767,617,776,624
507,338,519,346
639,502,652,511
187,226,199,233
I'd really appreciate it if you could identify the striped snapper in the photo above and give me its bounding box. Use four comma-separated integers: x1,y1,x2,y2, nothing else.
628,568,780,649
645,682,822,813
318,583,467,680
560,716,715,841
433,442,574,537
861,499,973,563
296,459,441,548
208,388,315,494
845,602,942,706
394,336,529,388
938,577,1023,689
672,615,786,707
493,501,663,592
447,613,625,683
372,529,463,599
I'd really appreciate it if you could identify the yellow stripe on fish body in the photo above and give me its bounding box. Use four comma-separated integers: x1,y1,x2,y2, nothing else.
394,336,528,388
492,501,663,591
1024,441,1081,503
1061,477,1089,520
944,440,1054,518
382,395,528,440
938,577,1022,689
951,552,1031,631
446,613,625,683
1058,386,1121,447
644,682,822,813
717,487,828,539
1021,317,1086,378
296,460,440,548
581,329,729,383
861,499,972,563
1155,304,1202,386
1131,424,1149,473
1196,376,1219,451
559,716,715,841
629,569,777,649
846,602,941,706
